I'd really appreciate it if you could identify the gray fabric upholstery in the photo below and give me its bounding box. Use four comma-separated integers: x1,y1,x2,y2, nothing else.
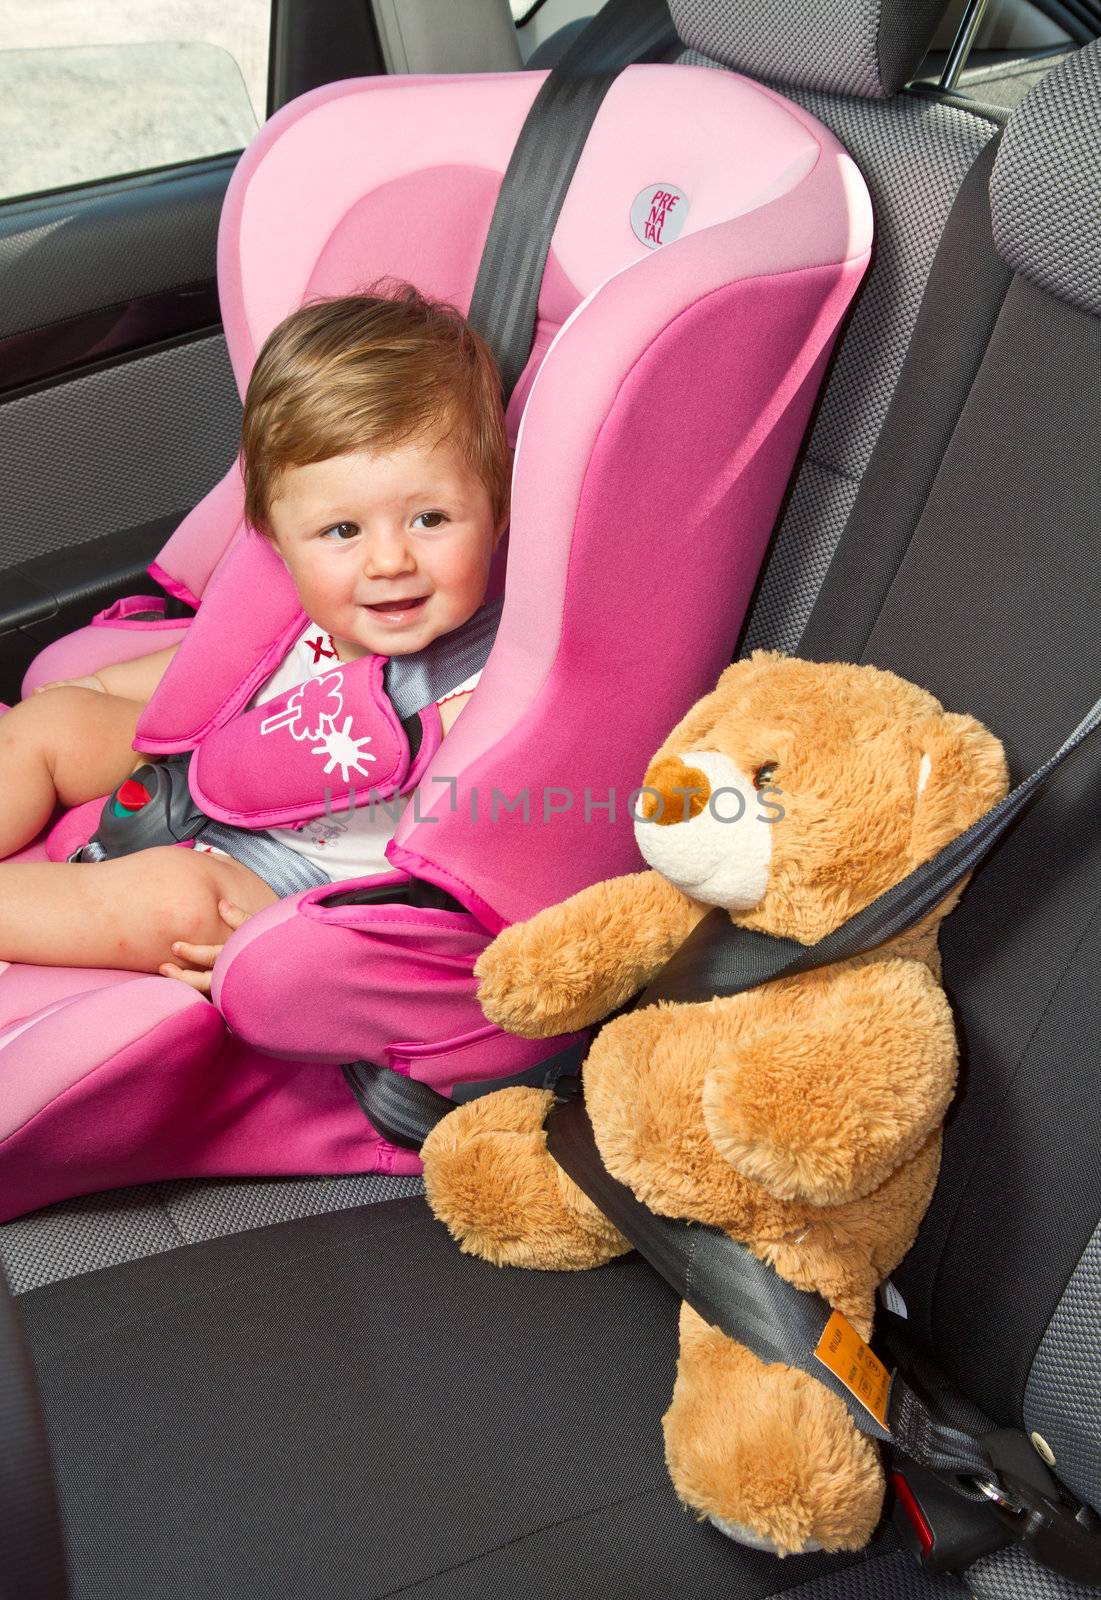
669,0,950,98
0,1187,184,1293
990,41,1101,317
0,332,241,567
680,55,998,653
0,1173,424,1294
0,168,225,344
781,1552,961,1599
968,1544,1099,1600
1023,1220,1101,1514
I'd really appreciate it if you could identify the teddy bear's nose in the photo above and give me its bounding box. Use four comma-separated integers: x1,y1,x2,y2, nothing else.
639,756,711,825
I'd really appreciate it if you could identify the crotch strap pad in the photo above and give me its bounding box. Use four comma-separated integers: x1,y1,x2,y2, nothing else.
187,652,440,829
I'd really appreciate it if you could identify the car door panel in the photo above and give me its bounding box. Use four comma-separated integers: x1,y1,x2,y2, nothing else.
0,162,241,701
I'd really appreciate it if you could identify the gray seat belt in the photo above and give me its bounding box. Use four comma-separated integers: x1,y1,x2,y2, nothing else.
466,0,678,402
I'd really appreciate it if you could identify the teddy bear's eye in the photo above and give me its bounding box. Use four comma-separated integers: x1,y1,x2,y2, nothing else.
753,762,778,788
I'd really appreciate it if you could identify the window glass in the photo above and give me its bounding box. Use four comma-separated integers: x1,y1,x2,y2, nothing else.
0,1,270,202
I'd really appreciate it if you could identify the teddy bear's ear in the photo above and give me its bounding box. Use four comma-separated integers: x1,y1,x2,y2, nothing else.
908,712,1010,865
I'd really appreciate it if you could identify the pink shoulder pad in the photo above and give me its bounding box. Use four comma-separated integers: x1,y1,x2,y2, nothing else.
188,653,442,828
136,534,305,752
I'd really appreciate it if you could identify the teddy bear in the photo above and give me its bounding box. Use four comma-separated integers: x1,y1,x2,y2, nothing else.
421,651,1008,1556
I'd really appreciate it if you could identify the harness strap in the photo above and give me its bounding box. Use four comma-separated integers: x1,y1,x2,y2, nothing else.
384,595,503,720
546,1093,892,1434
544,1094,1008,1472
343,1042,584,1150
78,754,331,895
196,820,331,894
81,587,497,882
545,1097,1101,1583
344,1062,456,1151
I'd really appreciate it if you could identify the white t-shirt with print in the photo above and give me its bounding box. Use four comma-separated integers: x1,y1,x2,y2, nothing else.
197,624,478,884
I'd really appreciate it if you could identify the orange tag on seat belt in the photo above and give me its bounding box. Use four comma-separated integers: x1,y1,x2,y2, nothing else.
814,1310,892,1430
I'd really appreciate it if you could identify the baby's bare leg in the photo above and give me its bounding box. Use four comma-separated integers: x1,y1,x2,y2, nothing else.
0,688,147,859
0,846,279,971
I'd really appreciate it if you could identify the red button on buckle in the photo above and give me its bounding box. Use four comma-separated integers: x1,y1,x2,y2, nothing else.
892,1471,935,1557
116,778,152,812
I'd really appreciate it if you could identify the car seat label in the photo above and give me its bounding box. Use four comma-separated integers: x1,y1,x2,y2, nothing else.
630,184,688,249
815,1310,892,1430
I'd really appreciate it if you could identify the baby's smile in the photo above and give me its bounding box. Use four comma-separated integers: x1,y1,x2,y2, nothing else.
361,593,429,619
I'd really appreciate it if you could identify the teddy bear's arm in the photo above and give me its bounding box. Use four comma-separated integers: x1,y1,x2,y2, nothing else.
702,957,958,1207
475,870,708,1037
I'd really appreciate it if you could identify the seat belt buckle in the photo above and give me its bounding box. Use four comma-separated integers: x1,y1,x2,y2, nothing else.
980,1428,1101,1587
890,1461,1013,1573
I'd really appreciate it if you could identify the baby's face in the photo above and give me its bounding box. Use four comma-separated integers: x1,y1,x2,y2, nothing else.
267,437,502,660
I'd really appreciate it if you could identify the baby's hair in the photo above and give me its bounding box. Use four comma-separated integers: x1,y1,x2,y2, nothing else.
240,283,510,535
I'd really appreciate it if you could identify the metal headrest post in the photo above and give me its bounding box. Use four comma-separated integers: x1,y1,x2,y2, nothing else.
939,0,993,90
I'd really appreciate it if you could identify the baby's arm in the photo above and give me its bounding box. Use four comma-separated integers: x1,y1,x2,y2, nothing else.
438,688,473,735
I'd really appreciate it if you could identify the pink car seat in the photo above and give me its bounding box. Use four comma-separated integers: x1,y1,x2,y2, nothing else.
0,60,871,1221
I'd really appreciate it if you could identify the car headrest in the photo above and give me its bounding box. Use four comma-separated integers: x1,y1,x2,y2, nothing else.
990,40,1101,317
668,0,950,99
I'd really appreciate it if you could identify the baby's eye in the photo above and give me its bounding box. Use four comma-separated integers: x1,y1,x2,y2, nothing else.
412,511,447,530
320,522,359,541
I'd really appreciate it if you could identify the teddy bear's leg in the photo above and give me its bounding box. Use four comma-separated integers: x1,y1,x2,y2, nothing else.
421,1085,631,1270
663,1304,884,1556
703,959,958,1206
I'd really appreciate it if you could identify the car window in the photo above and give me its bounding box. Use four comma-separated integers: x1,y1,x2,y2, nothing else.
0,0,270,202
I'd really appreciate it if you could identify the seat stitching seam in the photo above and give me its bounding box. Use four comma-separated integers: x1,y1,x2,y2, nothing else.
153,1182,189,1247
799,453,862,486
31,1209,431,1365
371,1482,669,1598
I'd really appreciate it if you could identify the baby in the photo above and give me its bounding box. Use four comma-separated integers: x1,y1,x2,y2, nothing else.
0,286,509,990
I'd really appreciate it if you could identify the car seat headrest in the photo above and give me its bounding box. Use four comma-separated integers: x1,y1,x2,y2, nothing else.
990,40,1101,318
217,68,839,413
668,0,951,99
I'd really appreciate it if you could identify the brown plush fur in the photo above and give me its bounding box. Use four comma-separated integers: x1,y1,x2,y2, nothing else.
421,654,1008,1555
665,1305,886,1556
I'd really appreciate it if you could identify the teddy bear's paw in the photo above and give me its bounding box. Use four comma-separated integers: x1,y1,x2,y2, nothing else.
701,1042,915,1209
706,1515,823,1556
474,920,604,1037
422,1088,627,1270
702,965,958,1206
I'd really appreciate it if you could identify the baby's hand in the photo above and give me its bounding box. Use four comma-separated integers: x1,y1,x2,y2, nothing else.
160,900,249,998
32,674,106,695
